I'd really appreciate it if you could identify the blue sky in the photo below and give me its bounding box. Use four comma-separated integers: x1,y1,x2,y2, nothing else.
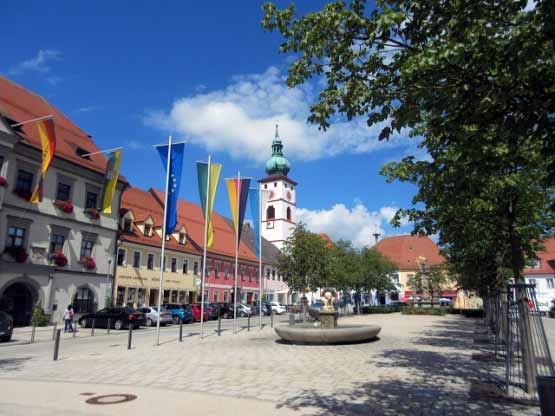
2,1,418,247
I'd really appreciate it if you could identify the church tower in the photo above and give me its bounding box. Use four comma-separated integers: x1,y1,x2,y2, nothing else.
259,126,297,250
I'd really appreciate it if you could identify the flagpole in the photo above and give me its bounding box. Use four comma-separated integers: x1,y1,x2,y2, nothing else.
81,147,123,157
200,154,211,339
156,135,172,346
233,171,240,334
10,114,53,128
259,186,263,329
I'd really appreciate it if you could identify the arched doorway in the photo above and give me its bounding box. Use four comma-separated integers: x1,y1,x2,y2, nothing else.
0,282,37,326
73,286,96,314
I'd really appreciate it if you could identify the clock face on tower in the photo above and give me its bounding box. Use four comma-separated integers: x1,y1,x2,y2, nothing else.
286,191,292,201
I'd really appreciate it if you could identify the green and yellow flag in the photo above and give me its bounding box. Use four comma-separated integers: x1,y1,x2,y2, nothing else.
99,149,122,214
197,160,222,248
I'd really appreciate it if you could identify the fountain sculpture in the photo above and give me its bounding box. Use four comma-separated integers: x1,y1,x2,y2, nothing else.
274,289,381,344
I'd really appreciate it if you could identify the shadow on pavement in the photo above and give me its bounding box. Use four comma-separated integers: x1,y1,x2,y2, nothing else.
0,357,32,372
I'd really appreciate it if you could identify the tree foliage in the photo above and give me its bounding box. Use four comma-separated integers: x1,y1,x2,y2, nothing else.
262,0,555,294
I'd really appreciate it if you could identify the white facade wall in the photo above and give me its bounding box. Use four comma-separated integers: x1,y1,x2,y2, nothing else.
525,274,555,312
0,122,124,325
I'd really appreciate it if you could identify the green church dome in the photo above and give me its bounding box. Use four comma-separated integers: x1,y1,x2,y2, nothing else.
265,126,290,176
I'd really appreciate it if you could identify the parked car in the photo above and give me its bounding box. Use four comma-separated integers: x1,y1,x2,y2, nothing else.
0,311,13,342
191,304,209,322
137,306,173,327
207,303,221,320
217,303,234,319
78,307,146,330
270,302,287,315
249,301,272,316
235,303,252,317
163,303,194,324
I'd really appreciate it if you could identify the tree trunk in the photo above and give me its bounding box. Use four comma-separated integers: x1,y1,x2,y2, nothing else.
507,202,536,394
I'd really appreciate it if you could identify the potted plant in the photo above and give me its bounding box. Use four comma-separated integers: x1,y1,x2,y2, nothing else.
81,255,96,270
54,200,74,213
52,251,68,267
85,207,100,220
4,246,28,263
0,176,7,187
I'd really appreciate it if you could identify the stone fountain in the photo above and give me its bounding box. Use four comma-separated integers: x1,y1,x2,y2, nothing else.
274,290,381,344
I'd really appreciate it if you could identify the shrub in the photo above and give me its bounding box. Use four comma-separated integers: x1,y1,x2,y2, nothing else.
402,307,446,316
31,300,50,327
81,255,96,270
362,306,402,314
4,246,28,263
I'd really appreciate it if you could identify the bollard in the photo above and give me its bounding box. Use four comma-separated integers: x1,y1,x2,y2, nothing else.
91,319,95,336
52,322,58,340
107,318,111,335
179,318,183,342
248,315,251,331
127,324,133,350
30,323,36,343
289,313,295,326
217,314,221,336
53,329,61,361
73,321,76,338
271,312,274,328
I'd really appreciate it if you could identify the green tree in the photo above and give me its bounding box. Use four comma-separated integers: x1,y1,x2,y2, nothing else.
276,223,331,294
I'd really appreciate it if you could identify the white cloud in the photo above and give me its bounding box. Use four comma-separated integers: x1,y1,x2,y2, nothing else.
125,139,145,150
296,202,409,248
145,66,410,162
10,49,62,75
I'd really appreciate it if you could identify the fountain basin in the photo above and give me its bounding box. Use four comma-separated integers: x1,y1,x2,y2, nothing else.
275,324,381,345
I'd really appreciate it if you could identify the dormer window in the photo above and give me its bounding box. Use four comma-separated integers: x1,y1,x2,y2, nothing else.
179,232,186,244
123,219,132,232
144,224,152,237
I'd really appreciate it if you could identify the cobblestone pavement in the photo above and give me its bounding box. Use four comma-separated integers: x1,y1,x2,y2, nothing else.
0,313,546,416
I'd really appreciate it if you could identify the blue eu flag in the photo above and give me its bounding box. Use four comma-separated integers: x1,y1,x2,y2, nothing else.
157,141,185,234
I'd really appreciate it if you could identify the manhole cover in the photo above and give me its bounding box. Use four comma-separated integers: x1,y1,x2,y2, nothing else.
86,394,137,405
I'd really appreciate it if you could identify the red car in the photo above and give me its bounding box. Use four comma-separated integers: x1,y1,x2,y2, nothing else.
191,304,209,322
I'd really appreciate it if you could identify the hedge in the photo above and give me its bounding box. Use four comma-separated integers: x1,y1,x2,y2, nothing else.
402,307,447,316
361,306,403,314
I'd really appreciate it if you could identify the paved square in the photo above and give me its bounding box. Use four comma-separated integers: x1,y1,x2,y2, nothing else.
1,313,550,415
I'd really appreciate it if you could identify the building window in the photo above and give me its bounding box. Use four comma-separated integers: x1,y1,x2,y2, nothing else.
182,259,189,274
73,287,95,314
264,184,267,189
204,262,209,277
214,291,219,303
179,232,186,244
85,191,98,209
286,207,292,221
133,251,141,268
171,257,177,273
144,224,152,237
224,263,229,279
266,205,275,220
15,169,34,195
6,226,26,248
215,261,220,278
56,182,71,201
193,261,199,275
547,279,554,289
147,254,154,270
163,256,167,271
117,249,126,266
241,266,245,281
123,218,133,232
266,269,270,279
248,268,252,282
274,182,277,188
528,278,537,287
272,270,276,280
80,238,95,258
223,292,228,303
49,234,65,254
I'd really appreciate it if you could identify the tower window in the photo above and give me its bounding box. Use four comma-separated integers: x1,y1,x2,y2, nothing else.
264,184,267,189
287,207,292,221
274,182,277,188
266,205,275,220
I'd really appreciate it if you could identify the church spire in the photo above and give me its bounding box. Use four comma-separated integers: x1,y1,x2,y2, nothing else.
265,124,290,176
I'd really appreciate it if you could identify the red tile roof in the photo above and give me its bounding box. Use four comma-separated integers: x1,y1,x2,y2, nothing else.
317,233,334,248
524,237,555,275
374,235,445,270
0,76,126,182
120,187,259,262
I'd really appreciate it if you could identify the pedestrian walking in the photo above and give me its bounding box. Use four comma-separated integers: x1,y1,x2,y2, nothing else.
63,305,74,333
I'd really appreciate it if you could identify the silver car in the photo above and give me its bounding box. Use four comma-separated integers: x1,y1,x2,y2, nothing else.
138,307,173,327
